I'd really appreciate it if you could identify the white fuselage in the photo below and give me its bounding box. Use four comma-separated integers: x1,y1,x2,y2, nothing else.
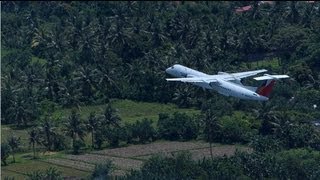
166,64,268,101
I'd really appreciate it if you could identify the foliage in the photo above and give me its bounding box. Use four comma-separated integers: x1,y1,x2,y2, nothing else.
126,152,200,180
130,118,157,143
63,110,86,154
157,112,199,141
1,1,320,178
249,135,283,153
125,148,320,179
2,1,319,124
7,136,21,163
26,167,63,180
1,143,11,166
28,128,41,159
90,160,113,180
217,112,257,144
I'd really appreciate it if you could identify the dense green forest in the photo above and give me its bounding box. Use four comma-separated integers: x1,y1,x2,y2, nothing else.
1,1,320,179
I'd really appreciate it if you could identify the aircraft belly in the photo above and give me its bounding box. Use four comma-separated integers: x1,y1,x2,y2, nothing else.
191,82,212,89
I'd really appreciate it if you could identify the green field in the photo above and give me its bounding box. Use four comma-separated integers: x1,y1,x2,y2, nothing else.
2,99,200,149
52,99,200,124
1,160,90,180
245,58,281,70
1,99,201,179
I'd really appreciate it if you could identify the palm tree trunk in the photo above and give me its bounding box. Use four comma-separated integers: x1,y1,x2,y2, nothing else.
210,141,213,160
46,132,51,151
72,136,76,154
91,130,94,149
12,152,15,163
33,143,36,159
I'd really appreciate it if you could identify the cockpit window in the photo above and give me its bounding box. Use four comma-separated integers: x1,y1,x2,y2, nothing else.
253,93,258,96
171,66,174,69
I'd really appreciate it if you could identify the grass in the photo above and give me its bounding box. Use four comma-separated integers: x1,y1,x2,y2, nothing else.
1,99,201,178
1,160,90,180
1,151,89,179
2,99,200,147
1,125,30,150
52,99,200,124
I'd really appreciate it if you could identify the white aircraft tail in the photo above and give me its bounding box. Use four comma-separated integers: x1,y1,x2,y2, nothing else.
256,79,276,97
254,74,289,97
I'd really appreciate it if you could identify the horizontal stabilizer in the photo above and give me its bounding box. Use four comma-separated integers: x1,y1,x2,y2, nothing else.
254,74,289,81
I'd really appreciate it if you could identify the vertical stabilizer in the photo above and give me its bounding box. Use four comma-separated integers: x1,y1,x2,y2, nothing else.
256,80,275,97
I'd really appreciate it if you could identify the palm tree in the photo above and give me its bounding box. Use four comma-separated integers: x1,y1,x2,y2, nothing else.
288,1,299,24
7,94,29,127
63,110,86,154
28,128,41,159
73,65,100,101
39,115,57,151
7,135,21,163
173,87,193,108
86,112,100,148
1,77,17,124
253,103,280,135
102,104,121,127
202,109,220,160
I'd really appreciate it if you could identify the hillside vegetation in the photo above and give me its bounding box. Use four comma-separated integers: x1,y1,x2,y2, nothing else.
1,1,320,179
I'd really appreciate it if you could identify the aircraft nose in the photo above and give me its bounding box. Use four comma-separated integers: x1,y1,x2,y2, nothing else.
165,67,172,74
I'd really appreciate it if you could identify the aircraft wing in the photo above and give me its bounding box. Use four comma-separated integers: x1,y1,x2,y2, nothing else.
230,69,268,79
254,74,289,81
166,77,218,83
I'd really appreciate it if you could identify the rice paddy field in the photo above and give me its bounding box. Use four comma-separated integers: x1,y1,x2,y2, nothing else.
1,141,251,179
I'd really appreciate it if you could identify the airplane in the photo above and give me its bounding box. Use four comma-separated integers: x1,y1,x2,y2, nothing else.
165,64,289,101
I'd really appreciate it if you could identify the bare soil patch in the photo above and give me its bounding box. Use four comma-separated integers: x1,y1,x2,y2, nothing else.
134,144,252,160
43,158,95,171
65,154,143,170
92,141,210,157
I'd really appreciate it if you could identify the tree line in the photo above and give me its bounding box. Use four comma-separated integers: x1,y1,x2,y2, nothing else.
1,2,320,128
2,101,319,166
15,148,320,180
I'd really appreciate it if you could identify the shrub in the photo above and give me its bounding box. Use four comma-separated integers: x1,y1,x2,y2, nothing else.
157,112,199,141
218,112,257,144
1,143,11,166
131,118,156,143
91,160,113,180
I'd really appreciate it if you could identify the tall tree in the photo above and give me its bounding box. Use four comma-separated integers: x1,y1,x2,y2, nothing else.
39,115,57,151
102,104,121,127
7,136,21,163
63,110,86,154
28,128,41,159
85,112,100,148
202,109,220,160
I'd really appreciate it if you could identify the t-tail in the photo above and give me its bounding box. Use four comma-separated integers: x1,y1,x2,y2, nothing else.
253,74,290,98
256,79,275,97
